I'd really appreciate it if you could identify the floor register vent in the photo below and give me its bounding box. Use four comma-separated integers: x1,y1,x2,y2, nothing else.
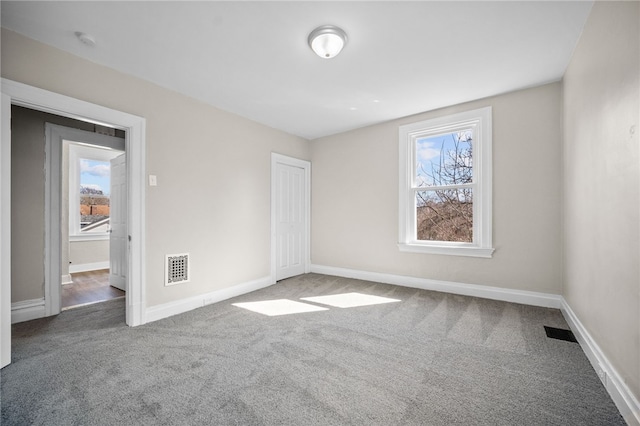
543,326,578,343
165,253,190,286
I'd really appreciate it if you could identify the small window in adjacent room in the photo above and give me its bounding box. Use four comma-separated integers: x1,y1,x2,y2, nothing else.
398,106,494,258
68,142,123,241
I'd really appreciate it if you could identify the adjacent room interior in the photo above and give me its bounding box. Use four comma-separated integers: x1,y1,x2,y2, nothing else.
10,106,127,312
1,1,638,425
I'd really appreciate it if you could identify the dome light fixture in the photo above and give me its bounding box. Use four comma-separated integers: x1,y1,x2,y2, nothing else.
308,25,347,59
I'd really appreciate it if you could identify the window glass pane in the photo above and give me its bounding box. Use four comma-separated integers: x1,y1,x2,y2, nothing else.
79,159,110,233
415,130,473,187
416,189,473,242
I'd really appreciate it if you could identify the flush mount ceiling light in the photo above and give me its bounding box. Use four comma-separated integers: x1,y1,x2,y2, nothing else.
308,25,347,59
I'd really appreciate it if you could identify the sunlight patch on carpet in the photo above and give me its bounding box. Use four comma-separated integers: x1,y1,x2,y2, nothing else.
301,292,401,308
232,299,329,316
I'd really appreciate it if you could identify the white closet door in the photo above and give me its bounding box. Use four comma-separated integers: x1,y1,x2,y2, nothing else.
275,162,306,281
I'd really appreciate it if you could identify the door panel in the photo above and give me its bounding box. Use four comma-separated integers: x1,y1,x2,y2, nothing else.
109,154,126,291
275,162,306,281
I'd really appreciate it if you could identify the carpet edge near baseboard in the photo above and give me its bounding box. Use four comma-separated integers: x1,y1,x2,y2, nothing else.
144,275,273,323
309,264,562,308
561,300,640,426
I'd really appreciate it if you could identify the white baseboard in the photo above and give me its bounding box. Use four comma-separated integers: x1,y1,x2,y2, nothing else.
561,300,640,426
69,261,109,273
61,274,73,285
144,275,273,324
11,298,46,324
310,264,562,308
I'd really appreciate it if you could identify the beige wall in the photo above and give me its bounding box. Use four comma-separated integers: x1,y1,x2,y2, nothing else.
69,240,109,269
2,29,311,307
563,1,639,403
311,83,563,294
10,105,95,302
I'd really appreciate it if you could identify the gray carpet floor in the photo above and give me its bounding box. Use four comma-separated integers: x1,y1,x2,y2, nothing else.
1,273,625,425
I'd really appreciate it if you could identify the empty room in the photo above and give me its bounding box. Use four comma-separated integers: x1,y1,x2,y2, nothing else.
1,1,638,425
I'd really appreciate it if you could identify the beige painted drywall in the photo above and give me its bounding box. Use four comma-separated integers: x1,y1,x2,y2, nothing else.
563,1,640,404
311,82,563,294
2,29,310,307
69,240,109,268
10,105,96,302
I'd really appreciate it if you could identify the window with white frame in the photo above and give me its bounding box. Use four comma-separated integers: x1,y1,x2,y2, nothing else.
398,106,494,257
68,142,123,240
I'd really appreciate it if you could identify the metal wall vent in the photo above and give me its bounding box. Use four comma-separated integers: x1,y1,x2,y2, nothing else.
165,253,190,286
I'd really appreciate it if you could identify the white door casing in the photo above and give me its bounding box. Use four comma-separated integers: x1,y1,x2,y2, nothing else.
109,153,127,291
271,153,310,282
1,78,147,368
1,93,11,368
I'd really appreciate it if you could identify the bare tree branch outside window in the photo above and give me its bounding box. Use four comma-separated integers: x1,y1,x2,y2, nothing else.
415,131,473,242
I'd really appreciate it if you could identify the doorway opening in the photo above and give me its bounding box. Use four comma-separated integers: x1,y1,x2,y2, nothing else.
46,122,128,315
2,79,146,369
10,108,128,317
59,135,127,310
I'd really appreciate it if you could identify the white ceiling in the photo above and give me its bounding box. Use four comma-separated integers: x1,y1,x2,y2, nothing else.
1,1,593,140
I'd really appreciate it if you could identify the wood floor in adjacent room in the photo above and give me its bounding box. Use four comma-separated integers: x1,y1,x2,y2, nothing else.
61,269,125,309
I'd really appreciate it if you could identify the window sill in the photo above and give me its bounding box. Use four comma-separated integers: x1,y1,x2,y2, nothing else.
398,243,494,258
70,234,109,242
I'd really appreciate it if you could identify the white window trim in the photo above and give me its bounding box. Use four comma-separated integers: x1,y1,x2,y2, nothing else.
398,106,494,258
68,142,122,241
